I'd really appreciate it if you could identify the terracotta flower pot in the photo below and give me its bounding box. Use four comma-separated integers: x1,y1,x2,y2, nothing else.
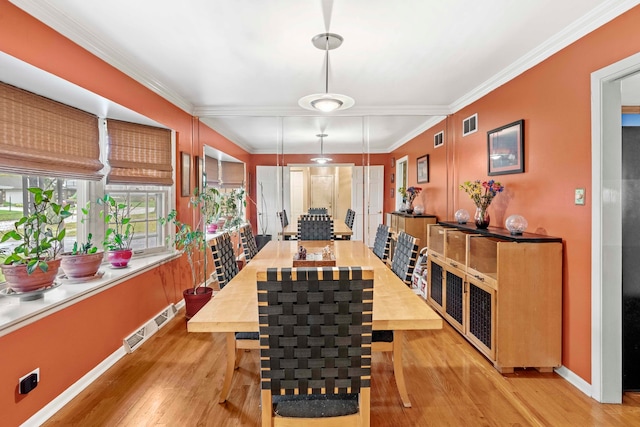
0,258,61,293
107,249,133,268
184,287,214,320
60,251,104,278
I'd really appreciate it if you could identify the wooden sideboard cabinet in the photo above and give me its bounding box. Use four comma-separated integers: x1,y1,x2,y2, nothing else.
387,212,437,250
426,222,563,373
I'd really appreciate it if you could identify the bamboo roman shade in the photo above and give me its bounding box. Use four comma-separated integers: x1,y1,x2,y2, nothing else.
106,119,173,186
205,155,219,186
0,81,103,180
220,160,244,188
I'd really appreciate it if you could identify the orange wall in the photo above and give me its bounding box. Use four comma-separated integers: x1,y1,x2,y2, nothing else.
388,6,640,384
0,2,248,424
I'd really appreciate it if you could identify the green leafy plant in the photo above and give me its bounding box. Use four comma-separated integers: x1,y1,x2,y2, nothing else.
0,187,71,274
200,187,222,225
70,202,98,255
161,187,207,291
220,187,246,230
97,194,134,251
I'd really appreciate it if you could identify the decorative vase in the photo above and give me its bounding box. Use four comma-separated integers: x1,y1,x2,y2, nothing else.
107,249,133,268
474,207,490,229
406,201,414,214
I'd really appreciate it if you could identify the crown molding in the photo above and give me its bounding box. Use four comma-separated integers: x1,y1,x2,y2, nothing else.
10,0,194,115
193,104,450,117
386,116,448,152
449,0,640,114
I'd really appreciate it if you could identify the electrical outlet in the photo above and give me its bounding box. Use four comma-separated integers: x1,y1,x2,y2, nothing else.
19,368,39,394
575,188,586,205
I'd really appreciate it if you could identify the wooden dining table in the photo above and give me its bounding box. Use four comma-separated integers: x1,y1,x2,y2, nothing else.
188,240,443,408
281,218,353,238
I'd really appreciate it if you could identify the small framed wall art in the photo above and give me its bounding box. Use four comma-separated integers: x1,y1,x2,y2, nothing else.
487,119,524,176
417,154,429,183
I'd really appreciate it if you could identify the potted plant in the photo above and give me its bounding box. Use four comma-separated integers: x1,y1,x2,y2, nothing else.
97,194,134,268
0,186,70,293
251,182,271,251
59,201,104,279
161,187,211,319
201,187,222,233
220,187,246,231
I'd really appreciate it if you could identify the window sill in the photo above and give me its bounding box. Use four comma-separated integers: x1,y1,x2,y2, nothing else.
0,252,180,338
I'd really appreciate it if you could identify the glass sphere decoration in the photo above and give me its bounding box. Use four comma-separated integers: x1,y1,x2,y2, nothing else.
505,214,528,235
413,204,425,215
454,209,470,224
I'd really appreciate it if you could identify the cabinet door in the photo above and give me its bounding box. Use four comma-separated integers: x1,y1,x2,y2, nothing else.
466,276,496,360
427,257,445,314
443,266,465,333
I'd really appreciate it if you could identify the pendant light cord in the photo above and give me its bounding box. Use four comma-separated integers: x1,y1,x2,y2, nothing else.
324,36,330,94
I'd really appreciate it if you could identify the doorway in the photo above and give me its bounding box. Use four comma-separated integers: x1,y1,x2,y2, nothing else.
591,51,640,403
395,155,408,211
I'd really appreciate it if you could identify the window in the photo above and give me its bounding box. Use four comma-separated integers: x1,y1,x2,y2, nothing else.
102,185,169,254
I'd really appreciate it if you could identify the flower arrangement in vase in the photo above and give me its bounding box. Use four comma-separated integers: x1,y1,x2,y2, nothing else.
459,179,504,229
398,186,422,213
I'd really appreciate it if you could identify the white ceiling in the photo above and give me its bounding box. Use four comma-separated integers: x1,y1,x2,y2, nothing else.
6,0,640,155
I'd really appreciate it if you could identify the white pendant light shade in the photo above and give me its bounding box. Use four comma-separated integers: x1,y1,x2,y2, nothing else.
311,133,332,164
299,33,354,113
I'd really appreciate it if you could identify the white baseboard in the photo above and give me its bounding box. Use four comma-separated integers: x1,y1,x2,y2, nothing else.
555,365,593,398
20,302,183,427
21,347,126,427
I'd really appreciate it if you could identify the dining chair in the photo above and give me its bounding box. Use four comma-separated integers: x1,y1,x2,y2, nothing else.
372,231,419,407
257,266,373,426
337,208,356,240
210,232,239,289
390,231,420,286
308,207,328,215
372,224,392,261
277,210,292,240
210,232,259,402
297,214,333,240
239,224,258,263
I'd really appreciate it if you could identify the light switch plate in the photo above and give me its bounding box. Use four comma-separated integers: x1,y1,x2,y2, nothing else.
575,188,585,205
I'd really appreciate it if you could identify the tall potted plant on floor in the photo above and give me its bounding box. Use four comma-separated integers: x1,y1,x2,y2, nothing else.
0,186,70,293
97,194,134,268
161,187,211,319
251,182,271,251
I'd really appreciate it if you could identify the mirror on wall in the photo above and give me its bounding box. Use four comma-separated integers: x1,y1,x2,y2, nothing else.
201,114,433,246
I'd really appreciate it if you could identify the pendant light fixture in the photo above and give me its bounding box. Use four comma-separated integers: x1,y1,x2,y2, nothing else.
311,133,333,164
299,33,355,113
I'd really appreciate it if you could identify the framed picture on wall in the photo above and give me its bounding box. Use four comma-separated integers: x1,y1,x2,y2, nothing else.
391,173,395,183
488,119,524,176
181,152,191,196
195,155,204,190
417,154,429,183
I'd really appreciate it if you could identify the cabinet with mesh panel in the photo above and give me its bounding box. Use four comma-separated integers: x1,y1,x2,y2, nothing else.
427,222,562,374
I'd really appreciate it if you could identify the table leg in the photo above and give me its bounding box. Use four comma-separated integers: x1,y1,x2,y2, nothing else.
393,330,411,408
218,332,236,403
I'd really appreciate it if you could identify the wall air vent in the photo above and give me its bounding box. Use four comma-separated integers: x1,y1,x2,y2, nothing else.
462,114,478,136
123,304,176,353
153,304,177,328
434,131,444,148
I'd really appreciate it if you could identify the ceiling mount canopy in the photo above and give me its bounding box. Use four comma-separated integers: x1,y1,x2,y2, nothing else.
311,133,332,164
299,33,355,113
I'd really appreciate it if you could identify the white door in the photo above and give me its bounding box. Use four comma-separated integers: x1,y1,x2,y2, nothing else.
257,166,290,239
310,175,334,215
290,169,304,220
352,165,384,246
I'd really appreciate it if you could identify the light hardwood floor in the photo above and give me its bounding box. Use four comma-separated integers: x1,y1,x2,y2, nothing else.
44,307,640,426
